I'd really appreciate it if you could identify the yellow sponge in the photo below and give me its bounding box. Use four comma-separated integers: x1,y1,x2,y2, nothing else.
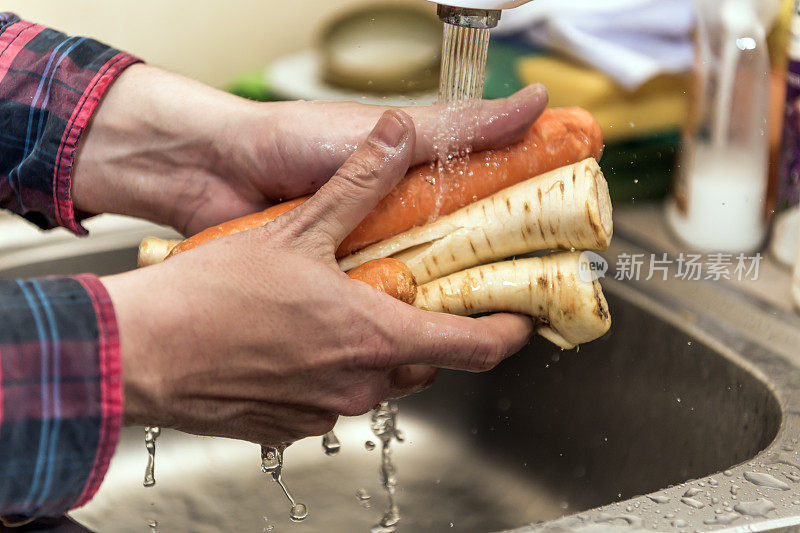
516,55,688,143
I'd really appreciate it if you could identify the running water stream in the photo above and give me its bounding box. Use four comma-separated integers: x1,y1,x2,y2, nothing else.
143,427,160,487
363,20,492,532
261,445,309,522
430,23,491,218
369,401,404,533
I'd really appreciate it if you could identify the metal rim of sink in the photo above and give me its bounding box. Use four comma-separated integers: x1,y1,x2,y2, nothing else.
512,231,800,533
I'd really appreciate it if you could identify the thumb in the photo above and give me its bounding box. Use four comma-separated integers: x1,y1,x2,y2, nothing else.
293,109,415,249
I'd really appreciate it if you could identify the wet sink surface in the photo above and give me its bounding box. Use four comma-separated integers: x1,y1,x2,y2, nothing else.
69,285,780,532
3,236,799,532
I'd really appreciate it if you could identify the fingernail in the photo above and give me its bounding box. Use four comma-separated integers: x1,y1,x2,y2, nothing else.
373,112,406,148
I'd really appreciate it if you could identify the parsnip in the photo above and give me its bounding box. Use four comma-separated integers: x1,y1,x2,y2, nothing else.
138,237,181,267
413,252,611,349
339,158,612,284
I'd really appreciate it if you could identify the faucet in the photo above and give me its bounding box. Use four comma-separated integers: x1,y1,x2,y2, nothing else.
429,0,534,29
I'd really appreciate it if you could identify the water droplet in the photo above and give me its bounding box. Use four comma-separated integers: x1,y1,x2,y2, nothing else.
681,497,705,509
290,503,308,522
671,518,688,527
649,494,671,504
743,472,790,491
365,440,376,451
785,471,800,483
734,498,775,517
357,488,371,501
684,487,702,497
723,470,734,477
322,431,341,456
703,512,740,525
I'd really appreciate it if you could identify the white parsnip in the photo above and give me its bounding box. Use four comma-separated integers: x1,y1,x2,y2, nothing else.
339,158,612,284
138,237,181,268
413,252,611,349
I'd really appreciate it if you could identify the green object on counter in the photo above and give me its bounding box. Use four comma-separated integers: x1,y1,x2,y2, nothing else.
227,68,277,102
483,38,534,100
601,133,677,204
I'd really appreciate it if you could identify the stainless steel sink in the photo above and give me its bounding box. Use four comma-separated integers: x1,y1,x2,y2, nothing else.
4,219,800,532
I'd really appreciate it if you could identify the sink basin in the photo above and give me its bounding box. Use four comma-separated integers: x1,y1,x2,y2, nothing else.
4,228,800,532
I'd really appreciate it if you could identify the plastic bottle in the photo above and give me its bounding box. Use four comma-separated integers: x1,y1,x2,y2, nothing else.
667,0,780,252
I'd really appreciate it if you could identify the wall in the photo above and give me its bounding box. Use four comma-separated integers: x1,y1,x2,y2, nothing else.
3,0,415,88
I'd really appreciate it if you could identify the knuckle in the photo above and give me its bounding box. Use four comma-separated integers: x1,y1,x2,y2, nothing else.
364,336,398,369
335,157,382,189
335,385,382,417
305,413,339,437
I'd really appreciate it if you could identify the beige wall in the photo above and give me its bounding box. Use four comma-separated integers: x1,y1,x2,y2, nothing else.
3,1,415,88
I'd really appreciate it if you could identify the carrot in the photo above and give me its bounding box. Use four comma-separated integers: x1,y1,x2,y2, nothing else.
338,107,603,257
164,107,602,259
347,258,417,305
167,196,311,259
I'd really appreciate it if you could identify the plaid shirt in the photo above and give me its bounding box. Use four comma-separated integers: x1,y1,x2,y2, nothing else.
0,13,138,519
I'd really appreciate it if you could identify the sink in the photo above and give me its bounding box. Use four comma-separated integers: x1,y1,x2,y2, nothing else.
4,225,800,532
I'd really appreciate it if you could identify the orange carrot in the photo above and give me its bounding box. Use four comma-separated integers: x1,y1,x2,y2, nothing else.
168,107,603,258
167,196,310,258
339,107,602,256
347,258,417,305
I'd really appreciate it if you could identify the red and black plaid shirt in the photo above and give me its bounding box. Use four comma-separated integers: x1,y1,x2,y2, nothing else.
0,13,139,518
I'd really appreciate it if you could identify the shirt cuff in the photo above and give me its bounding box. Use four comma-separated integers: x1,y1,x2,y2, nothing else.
71,275,122,509
54,54,142,234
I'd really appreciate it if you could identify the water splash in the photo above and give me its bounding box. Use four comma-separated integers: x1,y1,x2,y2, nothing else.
357,488,372,509
370,401,403,532
322,431,341,456
143,427,161,487
260,445,308,522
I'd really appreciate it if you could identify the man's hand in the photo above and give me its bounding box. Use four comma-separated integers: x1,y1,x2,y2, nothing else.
71,64,547,235
100,110,534,445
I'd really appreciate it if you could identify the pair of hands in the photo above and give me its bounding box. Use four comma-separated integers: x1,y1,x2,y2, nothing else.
81,65,548,445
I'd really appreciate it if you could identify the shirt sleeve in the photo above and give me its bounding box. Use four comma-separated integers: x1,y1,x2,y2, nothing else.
0,275,121,519
0,13,142,233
